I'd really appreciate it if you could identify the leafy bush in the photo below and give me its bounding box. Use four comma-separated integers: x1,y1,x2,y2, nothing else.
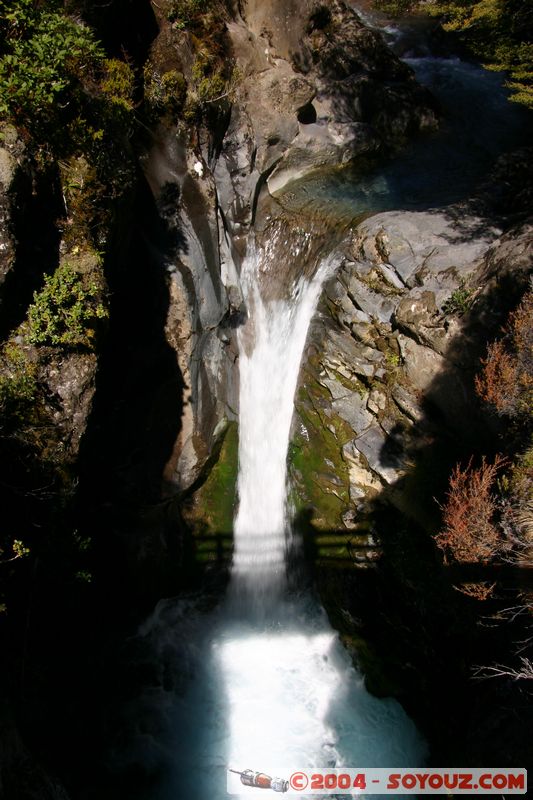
0,0,136,204
0,0,103,134
475,287,533,422
373,0,533,108
435,455,506,564
28,261,108,348
144,66,187,115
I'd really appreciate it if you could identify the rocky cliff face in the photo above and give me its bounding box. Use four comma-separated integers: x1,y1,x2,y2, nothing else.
292,209,532,543
139,1,533,573
143,0,439,503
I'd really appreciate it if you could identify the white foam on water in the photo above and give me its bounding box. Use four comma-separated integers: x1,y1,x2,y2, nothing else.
218,239,427,797
129,235,427,800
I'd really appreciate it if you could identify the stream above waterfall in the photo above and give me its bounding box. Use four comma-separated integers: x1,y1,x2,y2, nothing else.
276,7,530,220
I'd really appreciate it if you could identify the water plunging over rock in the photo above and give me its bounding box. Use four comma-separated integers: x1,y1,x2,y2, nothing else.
119,225,428,800
230,234,340,604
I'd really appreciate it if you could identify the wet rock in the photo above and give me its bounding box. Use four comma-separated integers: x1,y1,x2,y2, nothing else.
44,353,98,458
267,121,378,195
320,375,352,401
341,272,397,323
367,387,387,415
296,203,528,518
219,0,438,224
475,220,533,291
394,290,448,352
391,385,423,422
397,334,445,392
142,128,239,491
342,439,382,499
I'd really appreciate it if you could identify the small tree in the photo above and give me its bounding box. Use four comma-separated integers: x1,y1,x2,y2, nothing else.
475,287,533,423
435,455,506,564
27,261,108,348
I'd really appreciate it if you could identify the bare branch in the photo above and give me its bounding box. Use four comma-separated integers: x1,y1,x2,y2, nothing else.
473,657,533,682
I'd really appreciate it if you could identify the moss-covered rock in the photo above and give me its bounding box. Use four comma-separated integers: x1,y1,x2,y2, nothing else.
182,419,238,567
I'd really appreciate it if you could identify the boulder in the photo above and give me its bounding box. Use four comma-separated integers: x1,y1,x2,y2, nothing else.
357,210,501,290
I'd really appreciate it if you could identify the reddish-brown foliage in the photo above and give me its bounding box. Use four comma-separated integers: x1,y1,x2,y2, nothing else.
435,455,507,565
455,581,497,601
476,288,533,421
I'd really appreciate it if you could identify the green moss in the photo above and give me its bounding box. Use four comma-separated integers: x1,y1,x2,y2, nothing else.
385,351,401,367
289,380,351,531
0,345,37,426
166,0,209,27
185,421,238,564
144,65,187,116
101,58,135,112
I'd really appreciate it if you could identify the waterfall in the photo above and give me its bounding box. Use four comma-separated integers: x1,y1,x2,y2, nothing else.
231,240,338,603
118,226,427,800
220,231,427,796
95,6,533,793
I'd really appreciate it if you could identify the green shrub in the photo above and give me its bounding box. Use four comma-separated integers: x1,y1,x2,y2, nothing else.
373,0,533,108
385,351,401,367
166,0,209,28
0,0,136,206
28,261,108,348
442,283,473,316
144,65,187,115
197,71,226,102
0,355,37,423
0,0,103,131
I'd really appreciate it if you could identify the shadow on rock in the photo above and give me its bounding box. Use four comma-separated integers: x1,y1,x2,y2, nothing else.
76,170,189,611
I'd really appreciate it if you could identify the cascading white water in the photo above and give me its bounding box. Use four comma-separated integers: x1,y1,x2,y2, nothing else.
220,235,427,796
231,244,337,599
101,9,532,794
118,230,427,800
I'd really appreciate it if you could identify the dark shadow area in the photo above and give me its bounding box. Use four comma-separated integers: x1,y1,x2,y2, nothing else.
73,0,159,66
0,165,63,340
71,591,232,800
3,170,196,800
76,169,188,607
297,101,318,125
